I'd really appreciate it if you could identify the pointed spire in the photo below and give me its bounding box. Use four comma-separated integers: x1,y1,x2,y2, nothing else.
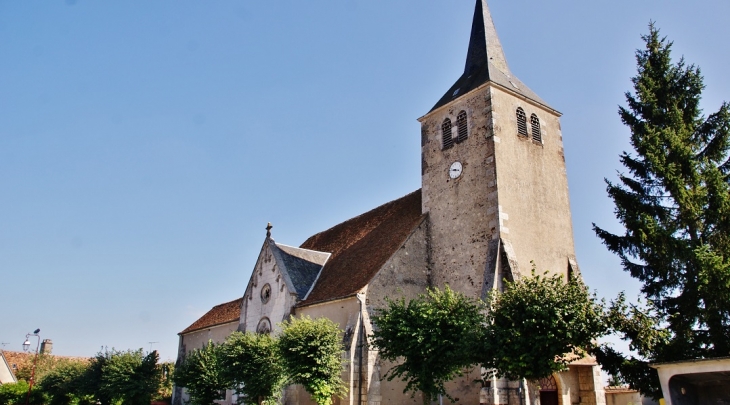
464,0,509,75
426,0,553,114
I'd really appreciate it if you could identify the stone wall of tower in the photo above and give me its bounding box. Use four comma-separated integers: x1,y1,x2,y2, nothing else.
489,86,577,277
420,84,498,299
420,81,578,296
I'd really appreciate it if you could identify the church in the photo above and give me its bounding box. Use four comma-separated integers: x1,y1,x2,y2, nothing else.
174,1,607,404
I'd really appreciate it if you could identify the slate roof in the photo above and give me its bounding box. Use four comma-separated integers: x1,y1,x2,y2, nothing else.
179,298,243,335
298,189,426,306
429,0,555,113
270,242,329,298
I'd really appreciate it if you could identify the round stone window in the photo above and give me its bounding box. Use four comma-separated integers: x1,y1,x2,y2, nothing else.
261,283,271,304
257,317,272,335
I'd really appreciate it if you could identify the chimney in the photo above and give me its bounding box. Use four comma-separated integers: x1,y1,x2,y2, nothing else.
40,339,53,354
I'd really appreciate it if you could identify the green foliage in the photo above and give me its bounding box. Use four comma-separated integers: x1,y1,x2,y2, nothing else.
593,23,730,397
79,349,161,405
15,353,60,384
0,381,28,405
155,362,175,402
101,350,159,405
0,381,44,405
371,286,484,404
79,350,113,405
278,316,346,405
591,294,670,399
173,341,229,405
482,268,606,382
220,332,286,405
37,360,93,405
12,349,165,405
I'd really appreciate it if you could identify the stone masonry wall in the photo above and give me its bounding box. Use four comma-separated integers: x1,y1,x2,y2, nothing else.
489,86,577,279
240,240,297,335
420,85,498,300
366,220,430,405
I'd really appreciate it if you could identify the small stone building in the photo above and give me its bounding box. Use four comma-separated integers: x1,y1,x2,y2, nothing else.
175,298,243,405
175,1,608,404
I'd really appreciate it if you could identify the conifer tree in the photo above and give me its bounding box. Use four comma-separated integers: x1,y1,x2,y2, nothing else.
593,23,730,395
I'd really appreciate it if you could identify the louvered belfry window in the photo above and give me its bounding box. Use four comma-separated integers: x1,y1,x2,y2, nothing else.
442,118,454,149
456,111,468,143
531,114,542,142
516,108,528,136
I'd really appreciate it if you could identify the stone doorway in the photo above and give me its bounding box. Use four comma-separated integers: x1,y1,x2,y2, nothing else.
537,376,558,405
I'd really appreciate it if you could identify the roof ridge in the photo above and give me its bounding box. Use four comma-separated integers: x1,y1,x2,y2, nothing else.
298,190,424,305
301,189,421,251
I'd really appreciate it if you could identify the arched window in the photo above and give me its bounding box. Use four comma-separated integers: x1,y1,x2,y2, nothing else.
257,317,272,335
456,111,468,143
442,118,453,149
531,114,542,143
516,108,528,137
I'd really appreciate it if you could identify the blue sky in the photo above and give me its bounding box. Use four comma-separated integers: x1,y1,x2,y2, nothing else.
1,1,729,361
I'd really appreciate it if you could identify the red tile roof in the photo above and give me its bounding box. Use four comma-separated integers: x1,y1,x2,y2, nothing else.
1,351,89,380
298,189,425,306
180,298,243,335
1,351,31,375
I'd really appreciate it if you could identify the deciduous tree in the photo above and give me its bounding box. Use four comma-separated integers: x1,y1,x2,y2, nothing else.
38,360,92,405
371,286,484,405
481,269,605,382
278,316,346,405
221,331,286,405
173,342,229,405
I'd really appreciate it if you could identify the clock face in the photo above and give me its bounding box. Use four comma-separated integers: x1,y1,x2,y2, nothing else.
449,161,463,179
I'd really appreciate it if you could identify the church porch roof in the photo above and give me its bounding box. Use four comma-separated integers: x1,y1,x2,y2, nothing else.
179,298,243,335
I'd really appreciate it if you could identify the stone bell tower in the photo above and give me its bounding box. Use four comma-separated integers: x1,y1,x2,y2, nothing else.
419,0,580,299
418,2,595,404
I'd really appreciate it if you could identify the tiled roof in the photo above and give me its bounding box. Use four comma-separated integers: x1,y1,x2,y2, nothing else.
568,356,598,366
180,298,243,335
270,243,329,298
1,351,88,380
604,386,638,394
298,189,425,306
0,351,28,379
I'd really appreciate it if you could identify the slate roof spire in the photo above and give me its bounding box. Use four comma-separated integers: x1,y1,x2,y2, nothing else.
427,0,555,114
465,0,509,76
